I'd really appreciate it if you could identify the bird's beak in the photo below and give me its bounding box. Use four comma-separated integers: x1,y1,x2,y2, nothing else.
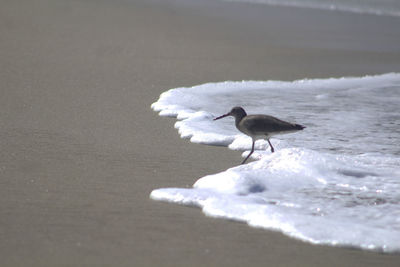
214,113,230,120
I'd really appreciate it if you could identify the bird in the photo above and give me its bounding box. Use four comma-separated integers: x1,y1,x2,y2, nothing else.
214,106,305,164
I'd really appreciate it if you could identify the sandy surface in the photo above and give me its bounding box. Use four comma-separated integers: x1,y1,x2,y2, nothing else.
1,0,400,266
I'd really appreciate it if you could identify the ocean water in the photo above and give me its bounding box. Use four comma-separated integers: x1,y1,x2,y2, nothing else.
223,0,400,17
150,73,400,253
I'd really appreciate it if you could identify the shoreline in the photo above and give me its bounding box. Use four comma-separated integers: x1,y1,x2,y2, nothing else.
1,0,400,266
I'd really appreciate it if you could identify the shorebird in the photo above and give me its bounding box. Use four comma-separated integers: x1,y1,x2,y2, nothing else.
214,106,305,164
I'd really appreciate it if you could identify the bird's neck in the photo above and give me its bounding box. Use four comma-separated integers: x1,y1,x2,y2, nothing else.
234,114,246,127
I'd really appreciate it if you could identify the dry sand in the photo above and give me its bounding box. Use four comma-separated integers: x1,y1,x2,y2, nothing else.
1,0,400,266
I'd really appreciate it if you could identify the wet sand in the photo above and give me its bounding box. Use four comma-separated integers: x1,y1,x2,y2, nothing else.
1,0,400,266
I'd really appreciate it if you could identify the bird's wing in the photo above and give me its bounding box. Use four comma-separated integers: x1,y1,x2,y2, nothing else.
241,115,298,135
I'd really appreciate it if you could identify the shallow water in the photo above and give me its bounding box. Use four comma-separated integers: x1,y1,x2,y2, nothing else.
151,73,400,253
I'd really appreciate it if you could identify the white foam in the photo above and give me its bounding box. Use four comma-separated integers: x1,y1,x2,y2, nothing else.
151,73,400,253
222,0,400,17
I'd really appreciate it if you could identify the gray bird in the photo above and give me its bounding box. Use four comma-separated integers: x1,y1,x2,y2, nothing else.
214,106,305,164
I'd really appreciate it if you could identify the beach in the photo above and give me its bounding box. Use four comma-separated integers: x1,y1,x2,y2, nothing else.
1,0,400,266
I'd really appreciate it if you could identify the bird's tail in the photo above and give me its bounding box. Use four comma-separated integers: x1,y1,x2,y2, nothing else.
295,124,306,130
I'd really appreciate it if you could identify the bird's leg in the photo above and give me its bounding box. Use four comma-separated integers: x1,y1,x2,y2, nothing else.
267,139,275,153
242,140,255,164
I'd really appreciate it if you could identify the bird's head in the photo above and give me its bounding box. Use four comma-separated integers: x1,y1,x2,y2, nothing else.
214,106,247,120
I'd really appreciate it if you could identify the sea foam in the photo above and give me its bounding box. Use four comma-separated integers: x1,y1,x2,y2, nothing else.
151,73,400,253
222,0,400,17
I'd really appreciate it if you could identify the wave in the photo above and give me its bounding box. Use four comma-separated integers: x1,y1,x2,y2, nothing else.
150,73,400,252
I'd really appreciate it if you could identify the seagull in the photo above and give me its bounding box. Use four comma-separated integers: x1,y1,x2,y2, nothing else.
214,106,305,164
